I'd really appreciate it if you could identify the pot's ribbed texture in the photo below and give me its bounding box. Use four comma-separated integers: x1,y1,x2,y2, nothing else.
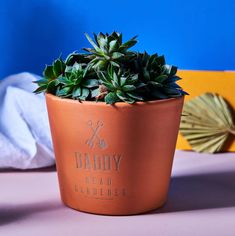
46,94,184,215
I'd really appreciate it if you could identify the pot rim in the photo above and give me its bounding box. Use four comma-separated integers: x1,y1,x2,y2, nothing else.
46,93,184,107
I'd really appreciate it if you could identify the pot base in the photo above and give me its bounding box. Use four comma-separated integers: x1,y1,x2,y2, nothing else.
62,198,167,216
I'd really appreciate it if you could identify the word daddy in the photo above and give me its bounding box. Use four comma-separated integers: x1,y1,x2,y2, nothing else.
75,152,122,171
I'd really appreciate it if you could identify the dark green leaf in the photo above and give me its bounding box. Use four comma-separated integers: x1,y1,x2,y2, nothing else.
112,71,119,87
33,85,47,94
143,69,150,81
105,92,120,104
180,90,189,95
65,51,77,64
33,79,48,86
163,87,182,95
125,98,135,104
148,81,163,87
102,82,115,91
119,36,137,50
116,90,135,103
93,60,107,69
47,80,59,93
122,85,136,92
163,65,178,76
109,40,118,52
128,74,138,84
136,82,146,88
82,79,99,88
127,92,144,101
57,77,71,85
154,75,168,83
151,90,169,99
112,52,124,59
53,59,65,77
116,90,127,100
166,82,182,89
110,61,120,67
56,87,71,96
72,87,82,97
107,65,114,78
85,33,100,52
97,71,109,83
80,88,90,100
167,76,181,83
155,55,165,66
120,76,127,86
97,37,108,53
43,65,55,79
91,88,99,98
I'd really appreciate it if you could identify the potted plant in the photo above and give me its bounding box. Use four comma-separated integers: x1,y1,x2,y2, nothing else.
34,32,187,215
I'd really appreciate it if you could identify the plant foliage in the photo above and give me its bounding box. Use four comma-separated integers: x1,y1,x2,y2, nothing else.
34,32,187,104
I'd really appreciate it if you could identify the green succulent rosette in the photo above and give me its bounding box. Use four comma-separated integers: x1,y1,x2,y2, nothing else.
34,32,187,104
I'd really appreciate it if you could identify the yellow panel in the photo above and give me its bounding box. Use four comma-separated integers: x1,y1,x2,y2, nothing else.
176,70,235,152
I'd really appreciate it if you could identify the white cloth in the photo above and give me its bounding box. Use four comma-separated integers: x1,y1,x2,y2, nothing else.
0,72,54,169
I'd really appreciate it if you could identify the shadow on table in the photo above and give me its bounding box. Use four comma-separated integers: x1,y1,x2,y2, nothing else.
0,201,63,226
154,171,235,213
0,166,56,173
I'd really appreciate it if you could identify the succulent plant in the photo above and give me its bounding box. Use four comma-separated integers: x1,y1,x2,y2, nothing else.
83,32,137,69
34,32,187,104
129,52,187,99
97,66,144,104
34,57,66,94
35,61,99,100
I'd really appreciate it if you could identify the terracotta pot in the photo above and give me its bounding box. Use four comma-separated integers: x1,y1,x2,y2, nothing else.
46,94,184,215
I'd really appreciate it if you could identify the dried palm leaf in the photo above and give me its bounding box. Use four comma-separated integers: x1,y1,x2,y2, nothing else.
180,93,235,153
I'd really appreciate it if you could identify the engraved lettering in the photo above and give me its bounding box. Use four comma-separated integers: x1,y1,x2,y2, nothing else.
75,182,127,199
107,178,112,185
114,188,118,196
113,155,122,171
93,155,101,170
86,187,90,194
100,178,104,185
103,155,111,170
79,186,84,193
74,152,122,171
107,189,112,196
75,152,82,168
84,153,91,169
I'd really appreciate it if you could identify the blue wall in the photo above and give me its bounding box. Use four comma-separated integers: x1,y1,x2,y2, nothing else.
0,0,235,78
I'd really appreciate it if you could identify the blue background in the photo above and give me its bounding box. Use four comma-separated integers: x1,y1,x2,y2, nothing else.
0,0,235,78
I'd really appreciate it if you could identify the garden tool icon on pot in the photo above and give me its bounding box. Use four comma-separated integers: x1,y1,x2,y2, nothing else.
86,120,107,149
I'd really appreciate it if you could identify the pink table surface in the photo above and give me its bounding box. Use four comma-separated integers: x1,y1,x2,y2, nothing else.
1,150,235,236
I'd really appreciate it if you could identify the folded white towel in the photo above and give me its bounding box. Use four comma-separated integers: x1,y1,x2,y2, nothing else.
0,72,54,169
